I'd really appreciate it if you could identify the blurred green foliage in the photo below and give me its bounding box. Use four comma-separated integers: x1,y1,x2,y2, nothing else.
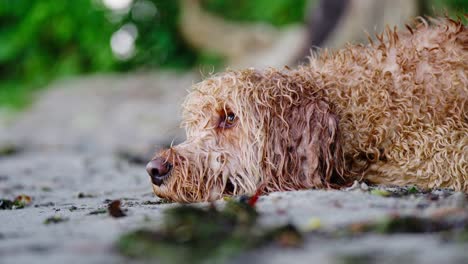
431,0,468,18
120,1,197,70
0,0,307,109
0,0,466,109
0,0,117,108
202,0,307,26
427,0,468,25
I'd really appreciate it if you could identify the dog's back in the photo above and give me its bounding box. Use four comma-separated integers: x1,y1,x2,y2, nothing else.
304,18,467,190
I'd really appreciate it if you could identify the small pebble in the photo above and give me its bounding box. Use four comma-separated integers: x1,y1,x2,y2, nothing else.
345,181,361,191
360,182,369,191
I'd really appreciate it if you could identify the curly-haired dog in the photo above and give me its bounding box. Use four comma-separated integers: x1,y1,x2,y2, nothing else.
147,18,467,202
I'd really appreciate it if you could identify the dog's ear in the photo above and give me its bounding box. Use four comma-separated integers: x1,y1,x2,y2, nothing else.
264,99,346,190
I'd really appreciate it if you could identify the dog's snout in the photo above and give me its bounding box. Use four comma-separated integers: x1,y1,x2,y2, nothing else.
146,158,172,186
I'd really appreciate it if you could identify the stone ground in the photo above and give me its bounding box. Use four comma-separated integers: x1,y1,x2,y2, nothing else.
0,72,467,264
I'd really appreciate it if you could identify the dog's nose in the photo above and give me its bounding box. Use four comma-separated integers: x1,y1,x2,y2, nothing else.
146,158,172,186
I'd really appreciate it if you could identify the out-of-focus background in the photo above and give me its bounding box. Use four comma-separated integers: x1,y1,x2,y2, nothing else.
1,0,467,154
0,0,466,110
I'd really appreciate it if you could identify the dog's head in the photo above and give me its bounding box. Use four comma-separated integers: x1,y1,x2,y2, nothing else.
147,68,346,202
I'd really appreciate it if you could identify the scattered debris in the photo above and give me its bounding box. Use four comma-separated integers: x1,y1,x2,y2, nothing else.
117,195,303,263
379,186,428,197
345,181,360,191
105,199,173,207
34,202,55,208
345,184,455,200
41,186,52,192
88,208,107,215
44,216,69,225
15,194,32,206
0,144,22,157
108,200,126,218
142,199,172,205
116,185,467,263
305,217,322,231
246,187,263,207
345,181,369,192
0,199,15,210
69,206,78,211
77,192,95,199
370,189,391,197
122,197,139,201
407,186,418,194
0,195,32,209
360,182,369,191
141,200,161,205
345,215,468,235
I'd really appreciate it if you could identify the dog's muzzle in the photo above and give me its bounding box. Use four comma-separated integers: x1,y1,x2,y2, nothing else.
146,157,172,186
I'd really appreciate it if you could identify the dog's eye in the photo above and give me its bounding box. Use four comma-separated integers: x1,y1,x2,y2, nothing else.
219,113,237,128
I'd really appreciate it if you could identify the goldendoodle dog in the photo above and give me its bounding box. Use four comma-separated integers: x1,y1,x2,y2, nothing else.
147,17,467,202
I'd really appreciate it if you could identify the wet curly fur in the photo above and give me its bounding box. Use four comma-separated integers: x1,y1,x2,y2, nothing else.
151,17,467,202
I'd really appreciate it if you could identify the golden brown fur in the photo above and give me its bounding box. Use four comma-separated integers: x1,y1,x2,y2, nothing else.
151,17,467,202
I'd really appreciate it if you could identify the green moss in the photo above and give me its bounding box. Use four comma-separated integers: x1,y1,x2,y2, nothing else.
117,199,302,264
370,189,391,197
0,144,21,156
44,216,69,224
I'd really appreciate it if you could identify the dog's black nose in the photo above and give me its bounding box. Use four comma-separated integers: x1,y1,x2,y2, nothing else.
146,158,172,186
